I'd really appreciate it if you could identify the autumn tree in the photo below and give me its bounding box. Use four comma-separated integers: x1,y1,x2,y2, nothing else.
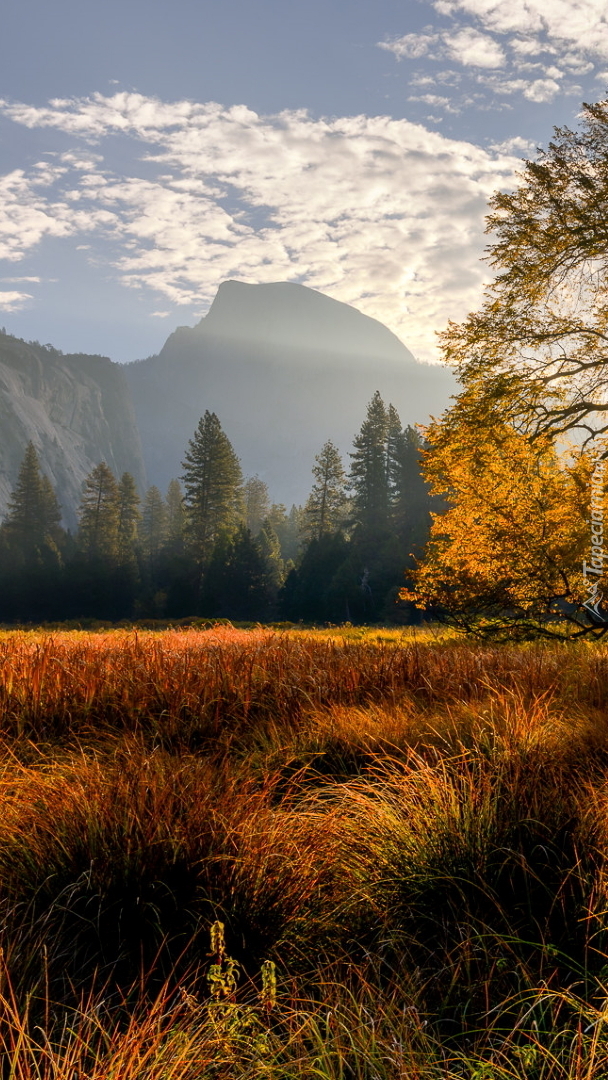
441,99,608,445
181,412,243,563
403,417,600,638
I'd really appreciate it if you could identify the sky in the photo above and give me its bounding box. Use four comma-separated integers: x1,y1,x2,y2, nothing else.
0,0,607,363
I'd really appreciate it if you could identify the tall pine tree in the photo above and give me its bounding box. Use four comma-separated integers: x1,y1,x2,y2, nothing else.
2,442,63,567
117,472,141,565
141,485,169,563
181,412,243,563
304,440,347,541
349,391,390,540
77,462,120,561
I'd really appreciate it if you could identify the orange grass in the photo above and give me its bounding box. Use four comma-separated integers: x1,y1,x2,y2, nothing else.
0,628,608,1075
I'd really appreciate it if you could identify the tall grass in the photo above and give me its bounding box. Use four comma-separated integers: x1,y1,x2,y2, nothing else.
1,627,608,1075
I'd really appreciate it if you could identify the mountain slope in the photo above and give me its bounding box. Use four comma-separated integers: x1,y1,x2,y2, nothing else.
126,280,455,504
0,333,146,529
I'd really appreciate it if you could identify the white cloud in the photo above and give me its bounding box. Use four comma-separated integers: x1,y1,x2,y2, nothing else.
380,0,608,113
408,93,452,106
509,36,551,56
0,93,522,361
379,32,440,60
489,134,536,153
380,27,504,68
523,77,561,101
1,275,41,283
432,0,608,61
0,290,33,312
446,27,506,66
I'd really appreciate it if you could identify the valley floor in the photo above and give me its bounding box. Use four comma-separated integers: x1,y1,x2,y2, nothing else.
1,626,608,1077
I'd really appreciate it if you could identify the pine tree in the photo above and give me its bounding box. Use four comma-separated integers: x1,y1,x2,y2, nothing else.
77,462,120,561
166,479,185,547
257,518,284,592
141,485,169,563
244,476,270,536
349,391,390,536
388,424,432,551
2,442,63,566
181,412,243,563
268,503,304,564
117,472,141,565
304,440,347,541
200,525,272,621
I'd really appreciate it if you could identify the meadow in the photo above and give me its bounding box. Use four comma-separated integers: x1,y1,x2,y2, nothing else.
2,626,608,1077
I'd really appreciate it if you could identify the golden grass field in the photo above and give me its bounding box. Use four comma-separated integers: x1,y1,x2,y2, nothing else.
2,625,608,1077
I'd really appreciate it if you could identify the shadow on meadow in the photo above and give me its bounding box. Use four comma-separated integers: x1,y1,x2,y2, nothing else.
1,628,608,1076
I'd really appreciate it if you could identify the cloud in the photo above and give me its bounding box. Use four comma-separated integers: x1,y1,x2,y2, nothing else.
0,275,41,283
0,290,33,312
380,0,607,113
379,27,505,68
446,27,506,67
379,32,440,60
0,93,521,360
488,134,536,153
433,0,608,62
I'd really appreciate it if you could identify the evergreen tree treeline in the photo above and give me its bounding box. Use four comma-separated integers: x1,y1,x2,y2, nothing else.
0,394,434,624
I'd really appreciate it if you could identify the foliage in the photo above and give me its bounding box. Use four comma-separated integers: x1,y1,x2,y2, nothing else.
403,420,603,638
440,98,608,444
181,411,244,564
244,474,271,536
77,461,121,561
303,439,348,541
1,441,63,567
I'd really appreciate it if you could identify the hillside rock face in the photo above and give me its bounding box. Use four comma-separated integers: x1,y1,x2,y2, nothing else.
0,333,146,529
126,281,456,505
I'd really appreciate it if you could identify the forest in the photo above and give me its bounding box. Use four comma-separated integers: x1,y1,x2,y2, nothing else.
0,391,433,626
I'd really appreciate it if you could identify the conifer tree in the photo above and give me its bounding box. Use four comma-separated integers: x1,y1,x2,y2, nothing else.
141,485,168,563
117,472,141,565
257,517,284,592
304,440,347,541
244,475,270,536
2,442,63,566
388,424,432,550
349,391,390,536
269,503,304,564
166,479,185,546
77,462,120,561
181,412,243,563
200,524,272,620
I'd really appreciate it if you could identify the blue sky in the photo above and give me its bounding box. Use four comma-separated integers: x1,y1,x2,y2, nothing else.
1,0,607,361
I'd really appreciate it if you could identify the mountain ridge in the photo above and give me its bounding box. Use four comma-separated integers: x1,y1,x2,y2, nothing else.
126,280,455,505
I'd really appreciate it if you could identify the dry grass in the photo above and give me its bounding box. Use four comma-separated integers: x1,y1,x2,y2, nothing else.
1,626,608,1075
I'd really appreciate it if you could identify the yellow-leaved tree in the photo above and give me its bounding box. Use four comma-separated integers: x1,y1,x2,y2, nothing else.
402,409,607,638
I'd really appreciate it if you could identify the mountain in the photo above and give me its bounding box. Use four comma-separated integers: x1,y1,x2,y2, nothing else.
125,280,456,505
0,333,146,529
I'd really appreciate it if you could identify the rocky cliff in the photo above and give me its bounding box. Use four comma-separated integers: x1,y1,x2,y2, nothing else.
126,280,456,505
0,333,146,529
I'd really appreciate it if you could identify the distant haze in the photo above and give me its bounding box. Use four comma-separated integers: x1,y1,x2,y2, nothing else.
125,280,457,506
